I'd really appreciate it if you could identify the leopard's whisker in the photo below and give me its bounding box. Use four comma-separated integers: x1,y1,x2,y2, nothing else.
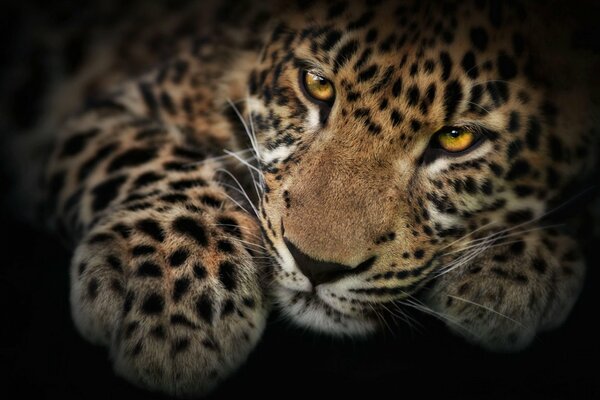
184,149,255,168
446,294,524,327
217,170,260,217
220,191,254,217
400,298,478,338
435,239,492,278
439,219,498,251
226,97,261,160
466,101,492,115
442,223,564,256
227,236,270,252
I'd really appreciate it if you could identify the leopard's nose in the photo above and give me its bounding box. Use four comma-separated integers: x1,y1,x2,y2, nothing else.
284,238,376,286
284,238,352,286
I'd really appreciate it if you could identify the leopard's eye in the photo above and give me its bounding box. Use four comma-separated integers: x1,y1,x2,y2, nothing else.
302,71,335,103
436,128,476,153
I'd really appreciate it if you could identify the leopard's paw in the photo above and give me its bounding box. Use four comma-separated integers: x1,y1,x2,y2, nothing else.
425,229,585,352
70,206,269,397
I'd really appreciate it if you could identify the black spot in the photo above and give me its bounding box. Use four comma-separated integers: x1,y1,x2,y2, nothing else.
169,249,189,267
524,117,541,150
242,297,256,309
218,217,242,238
391,78,403,97
461,51,479,79
470,27,488,51
489,162,504,177
413,249,425,259
107,148,157,172
221,299,236,316
173,217,208,246
150,325,166,340
497,52,517,80
59,129,100,158
160,193,189,203
333,40,359,72
514,185,534,197
173,278,191,302
137,261,162,278
193,263,207,280
139,82,158,115
464,177,478,194
133,172,164,188
217,240,235,253
357,65,378,82
130,341,143,357
124,321,139,339
509,241,525,255
141,293,165,315
160,92,176,115
506,209,534,224
407,85,420,106
173,146,205,160
487,81,508,106
439,51,452,81
87,279,99,299
196,294,214,323
443,80,463,122
88,233,114,244
106,255,123,272
132,245,155,256
531,258,548,274
170,178,207,191
123,292,134,314
91,175,127,212
136,219,165,242
480,179,494,195
508,111,520,133
219,261,237,291
200,195,223,208
410,119,422,132
322,30,342,51
170,314,197,328
390,110,403,127
171,338,190,355
507,140,523,159
365,28,378,43
505,159,530,181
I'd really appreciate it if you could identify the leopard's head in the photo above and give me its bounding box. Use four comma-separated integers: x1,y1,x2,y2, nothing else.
242,0,597,342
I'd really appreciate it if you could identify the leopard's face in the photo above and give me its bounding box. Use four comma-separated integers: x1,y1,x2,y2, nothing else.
245,0,593,336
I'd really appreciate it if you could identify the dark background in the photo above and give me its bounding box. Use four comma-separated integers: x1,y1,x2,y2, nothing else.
1,0,600,399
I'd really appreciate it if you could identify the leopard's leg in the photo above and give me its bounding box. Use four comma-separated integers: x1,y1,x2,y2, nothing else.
46,55,269,397
424,228,585,351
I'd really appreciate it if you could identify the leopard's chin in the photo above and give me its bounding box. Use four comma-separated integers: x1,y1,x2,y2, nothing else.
273,285,378,337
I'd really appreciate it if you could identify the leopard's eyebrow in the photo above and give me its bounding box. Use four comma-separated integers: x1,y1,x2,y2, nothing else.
294,58,330,79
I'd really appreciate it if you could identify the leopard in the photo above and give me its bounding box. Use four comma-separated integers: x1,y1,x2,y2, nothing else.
2,0,599,397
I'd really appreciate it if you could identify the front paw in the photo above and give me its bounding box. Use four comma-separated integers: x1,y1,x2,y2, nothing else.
70,206,269,396
424,230,585,351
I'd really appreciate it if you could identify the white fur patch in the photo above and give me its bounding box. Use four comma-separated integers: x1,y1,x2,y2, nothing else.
274,286,377,337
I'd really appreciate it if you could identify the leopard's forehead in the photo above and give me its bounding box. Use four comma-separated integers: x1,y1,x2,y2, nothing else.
254,0,534,150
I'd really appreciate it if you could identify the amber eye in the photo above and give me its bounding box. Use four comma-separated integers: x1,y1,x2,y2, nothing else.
436,128,476,152
302,71,335,103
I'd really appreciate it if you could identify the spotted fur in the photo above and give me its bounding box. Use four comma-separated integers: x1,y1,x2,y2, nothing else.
3,0,599,397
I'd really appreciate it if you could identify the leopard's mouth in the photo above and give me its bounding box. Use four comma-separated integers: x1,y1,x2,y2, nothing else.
272,284,379,337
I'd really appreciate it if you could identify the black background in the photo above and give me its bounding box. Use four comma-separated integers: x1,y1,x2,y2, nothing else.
1,0,600,399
